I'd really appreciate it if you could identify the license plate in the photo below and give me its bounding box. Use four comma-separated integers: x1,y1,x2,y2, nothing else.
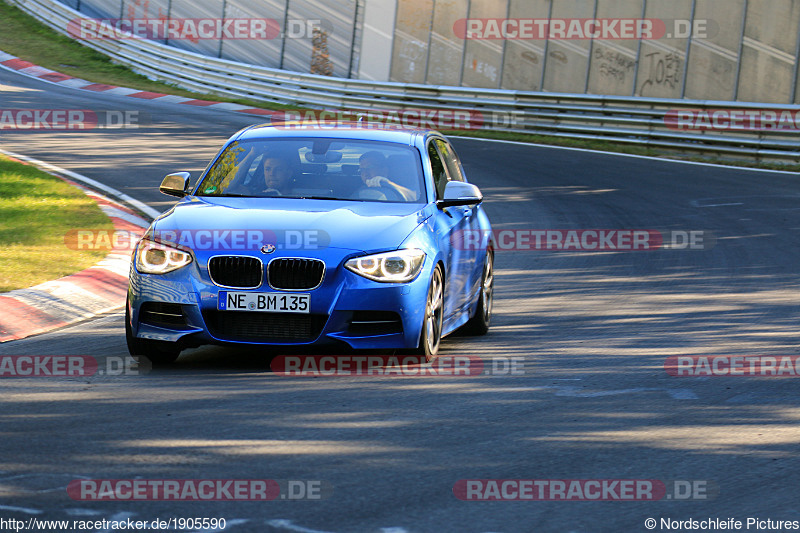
218,291,310,313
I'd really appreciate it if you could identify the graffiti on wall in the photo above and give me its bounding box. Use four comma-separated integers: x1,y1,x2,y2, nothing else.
639,51,682,95
594,47,636,83
397,39,428,76
311,27,333,76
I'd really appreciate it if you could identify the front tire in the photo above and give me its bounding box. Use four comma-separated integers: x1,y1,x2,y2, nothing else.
125,300,181,365
462,250,493,335
411,265,444,362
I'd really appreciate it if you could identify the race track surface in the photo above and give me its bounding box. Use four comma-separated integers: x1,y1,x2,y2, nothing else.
2,67,800,532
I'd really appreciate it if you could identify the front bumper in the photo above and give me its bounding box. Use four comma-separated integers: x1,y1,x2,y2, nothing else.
127,255,434,351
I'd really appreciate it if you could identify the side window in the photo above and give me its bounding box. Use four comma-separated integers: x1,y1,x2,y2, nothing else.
434,139,466,183
428,141,449,199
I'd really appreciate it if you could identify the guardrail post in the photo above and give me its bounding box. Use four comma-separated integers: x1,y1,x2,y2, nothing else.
584,0,599,94
792,9,800,103
423,0,437,84
458,0,472,86
347,0,361,79
218,0,228,58
540,0,555,91
496,0,511,89
279,0,290,70
164,0,172,46
733,0,748,101
631,0,646,96
680,0,696,98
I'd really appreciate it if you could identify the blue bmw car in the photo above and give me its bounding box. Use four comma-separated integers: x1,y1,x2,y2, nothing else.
126,124,494,364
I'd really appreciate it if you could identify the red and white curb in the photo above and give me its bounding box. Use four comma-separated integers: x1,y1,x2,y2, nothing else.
0,154,150,343
0,48,283,343
0,50,281,119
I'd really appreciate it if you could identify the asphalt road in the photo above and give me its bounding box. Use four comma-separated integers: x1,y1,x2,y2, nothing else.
2,66,800,533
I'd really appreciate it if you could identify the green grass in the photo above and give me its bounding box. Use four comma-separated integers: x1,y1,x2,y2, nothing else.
1,0,798,172
0,154,113,293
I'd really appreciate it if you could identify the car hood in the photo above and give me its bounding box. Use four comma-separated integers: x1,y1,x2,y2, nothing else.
151,197,432,254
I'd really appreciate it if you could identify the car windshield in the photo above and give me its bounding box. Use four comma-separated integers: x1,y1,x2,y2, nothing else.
196,138,426,203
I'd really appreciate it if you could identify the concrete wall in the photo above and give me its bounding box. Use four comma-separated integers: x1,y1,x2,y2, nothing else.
738,0,800,104
63,0,800,103
586,0,641,97
634,0,691,98
500,0,549,91
425,0,468,85
683,0,744,101
357,0,396,80
461,0,506,88
386,0,800,103
389,0,433,83
69,0,363,77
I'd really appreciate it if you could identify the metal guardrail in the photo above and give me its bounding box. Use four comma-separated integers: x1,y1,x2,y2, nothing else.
9,0,800,163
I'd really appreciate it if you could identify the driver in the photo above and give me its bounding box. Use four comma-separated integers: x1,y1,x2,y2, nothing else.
359,151,415,201
259,153,293,196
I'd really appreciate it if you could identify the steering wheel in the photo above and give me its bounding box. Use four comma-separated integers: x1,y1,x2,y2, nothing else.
355,185,404,202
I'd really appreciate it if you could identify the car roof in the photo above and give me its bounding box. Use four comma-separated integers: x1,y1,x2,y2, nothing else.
234,121,441,145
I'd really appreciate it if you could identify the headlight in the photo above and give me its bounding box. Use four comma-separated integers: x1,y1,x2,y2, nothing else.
135,239,192,274
345,249,425,283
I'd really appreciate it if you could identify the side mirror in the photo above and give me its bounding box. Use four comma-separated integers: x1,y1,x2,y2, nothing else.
159,172,191,198
437,181,483,208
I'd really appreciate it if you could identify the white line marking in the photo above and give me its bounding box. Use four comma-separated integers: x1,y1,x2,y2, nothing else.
65,509,103,516
669,389,699,400
0,504,42,514
266,519,336,533
470,386,697,399
0,474,33,481
0,148,159,220
454,135,800,176
18,65,56,77
98,204,150,227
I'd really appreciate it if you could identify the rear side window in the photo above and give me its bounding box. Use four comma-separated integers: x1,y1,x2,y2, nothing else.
434,139,465,183
428,141,449,199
